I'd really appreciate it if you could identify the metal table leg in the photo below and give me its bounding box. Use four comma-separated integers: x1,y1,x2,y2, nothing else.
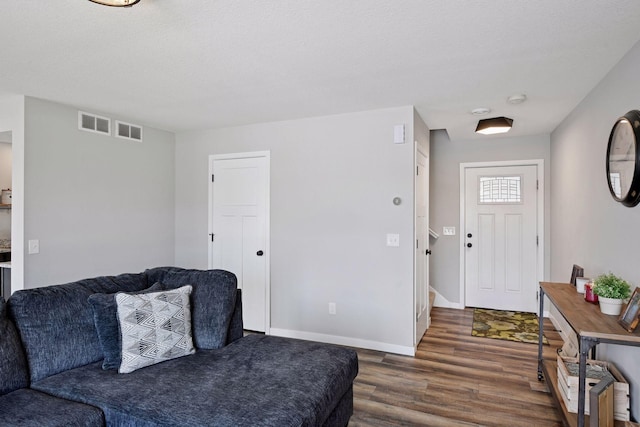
578,336,598,427
537,287,545,381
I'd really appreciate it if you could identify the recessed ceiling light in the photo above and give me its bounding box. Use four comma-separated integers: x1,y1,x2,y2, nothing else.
471,107,491,116
507,94,527,105
475,117,513,135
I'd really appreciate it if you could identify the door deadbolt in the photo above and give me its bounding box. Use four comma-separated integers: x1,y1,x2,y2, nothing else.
256,250,264,256
467,233,472,238
466,243,472,248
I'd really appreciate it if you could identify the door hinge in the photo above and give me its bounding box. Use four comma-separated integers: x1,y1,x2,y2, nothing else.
536,179,539,190
416,239,419,249
536,291,539,301
417,166,419,176
211,174,214,182
536,235,539,246
209,233,214,242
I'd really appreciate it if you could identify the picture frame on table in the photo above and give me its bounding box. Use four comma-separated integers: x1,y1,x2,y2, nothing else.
570,264,584,287
619,287,640,333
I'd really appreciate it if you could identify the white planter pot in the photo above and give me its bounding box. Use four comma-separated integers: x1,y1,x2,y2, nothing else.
598,296,625,316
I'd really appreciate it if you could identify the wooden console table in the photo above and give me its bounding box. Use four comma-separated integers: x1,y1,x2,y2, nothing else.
538,282,640,427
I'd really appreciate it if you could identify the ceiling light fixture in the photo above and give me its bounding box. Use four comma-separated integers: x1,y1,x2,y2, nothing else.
475,117,513,135
88,0,140,6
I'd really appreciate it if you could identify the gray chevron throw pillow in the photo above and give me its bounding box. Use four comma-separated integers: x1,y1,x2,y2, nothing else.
116,285,195,373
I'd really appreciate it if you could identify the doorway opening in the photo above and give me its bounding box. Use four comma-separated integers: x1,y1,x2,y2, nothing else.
0,131,11,298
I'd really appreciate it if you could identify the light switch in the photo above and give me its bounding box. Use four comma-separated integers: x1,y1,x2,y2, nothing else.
386,233,400,247
28,239,40,254
393,124,405,144
443,227,456,236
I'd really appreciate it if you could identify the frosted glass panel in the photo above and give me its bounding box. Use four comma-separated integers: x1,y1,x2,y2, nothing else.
479,176,522,204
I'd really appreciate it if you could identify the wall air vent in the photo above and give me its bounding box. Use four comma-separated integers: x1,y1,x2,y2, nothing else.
115,120,143,142
78,111,111,135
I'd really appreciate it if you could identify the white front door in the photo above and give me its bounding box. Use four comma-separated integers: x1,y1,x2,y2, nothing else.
415,149,430,344
209,153,270,332
463,164,539,313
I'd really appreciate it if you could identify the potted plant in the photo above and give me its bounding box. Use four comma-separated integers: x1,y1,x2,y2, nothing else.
592,273,632,315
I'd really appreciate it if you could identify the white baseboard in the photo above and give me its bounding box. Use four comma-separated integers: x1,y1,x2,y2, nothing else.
269,328,415,356
431,287,465,309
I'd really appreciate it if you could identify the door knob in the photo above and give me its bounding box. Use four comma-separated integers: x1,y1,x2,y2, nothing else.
467,243,472,248
256,250,264,256
467,233,472,238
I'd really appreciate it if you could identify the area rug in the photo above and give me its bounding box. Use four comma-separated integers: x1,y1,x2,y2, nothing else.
471,308,548,344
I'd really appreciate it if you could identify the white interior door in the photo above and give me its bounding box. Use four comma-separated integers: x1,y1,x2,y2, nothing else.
463,164,538,313
209,153,269,332
415,149,430,344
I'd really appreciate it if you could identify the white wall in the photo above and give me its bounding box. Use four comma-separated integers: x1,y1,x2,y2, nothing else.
429,131,551,305
551,39,640,419
0,95,24,291
23,97,176,288
175,106,418,354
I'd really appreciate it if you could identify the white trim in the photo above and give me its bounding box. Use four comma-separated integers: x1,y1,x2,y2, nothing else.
208,151,271,335
459,159,545,310
270,328,415,356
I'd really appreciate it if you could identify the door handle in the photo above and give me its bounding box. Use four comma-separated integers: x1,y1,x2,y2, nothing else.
256,250,264,256
425,249,432,255
467,243,472,248
467,233,472,238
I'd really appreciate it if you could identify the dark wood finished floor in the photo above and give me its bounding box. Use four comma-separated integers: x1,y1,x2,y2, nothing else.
348,307,564,427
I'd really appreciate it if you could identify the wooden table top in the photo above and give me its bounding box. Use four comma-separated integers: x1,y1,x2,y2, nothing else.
541,282,640,345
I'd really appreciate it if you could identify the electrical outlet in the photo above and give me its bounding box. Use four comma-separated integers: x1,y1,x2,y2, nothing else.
386,233,400,247
443,227,456,236
329,302,336,315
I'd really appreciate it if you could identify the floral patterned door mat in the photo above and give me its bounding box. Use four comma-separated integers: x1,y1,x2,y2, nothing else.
471,308,548,344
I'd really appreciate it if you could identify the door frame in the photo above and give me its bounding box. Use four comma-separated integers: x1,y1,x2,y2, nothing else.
459,159,544,309
208,151,271,334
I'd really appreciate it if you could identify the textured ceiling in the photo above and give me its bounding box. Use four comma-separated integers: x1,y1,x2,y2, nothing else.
1,0,640,140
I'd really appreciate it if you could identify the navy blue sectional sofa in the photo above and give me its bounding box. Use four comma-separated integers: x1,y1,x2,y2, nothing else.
0,267,358,426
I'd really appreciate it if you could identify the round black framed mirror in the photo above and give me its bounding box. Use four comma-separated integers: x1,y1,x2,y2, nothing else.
606,110,640,207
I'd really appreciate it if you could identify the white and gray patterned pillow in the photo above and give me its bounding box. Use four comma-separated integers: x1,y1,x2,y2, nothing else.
115,285,195,373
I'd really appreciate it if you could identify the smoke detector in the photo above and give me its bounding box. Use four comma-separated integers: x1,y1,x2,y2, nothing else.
507,94,527,105
471,107,491,116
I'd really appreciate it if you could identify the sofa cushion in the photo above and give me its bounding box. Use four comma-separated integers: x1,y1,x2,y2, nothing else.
116,285,195,373
33,334,359,426
0,388,104,426
0,298,29,395
88,282,165,370
156,269,238,349
8,272,149,382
